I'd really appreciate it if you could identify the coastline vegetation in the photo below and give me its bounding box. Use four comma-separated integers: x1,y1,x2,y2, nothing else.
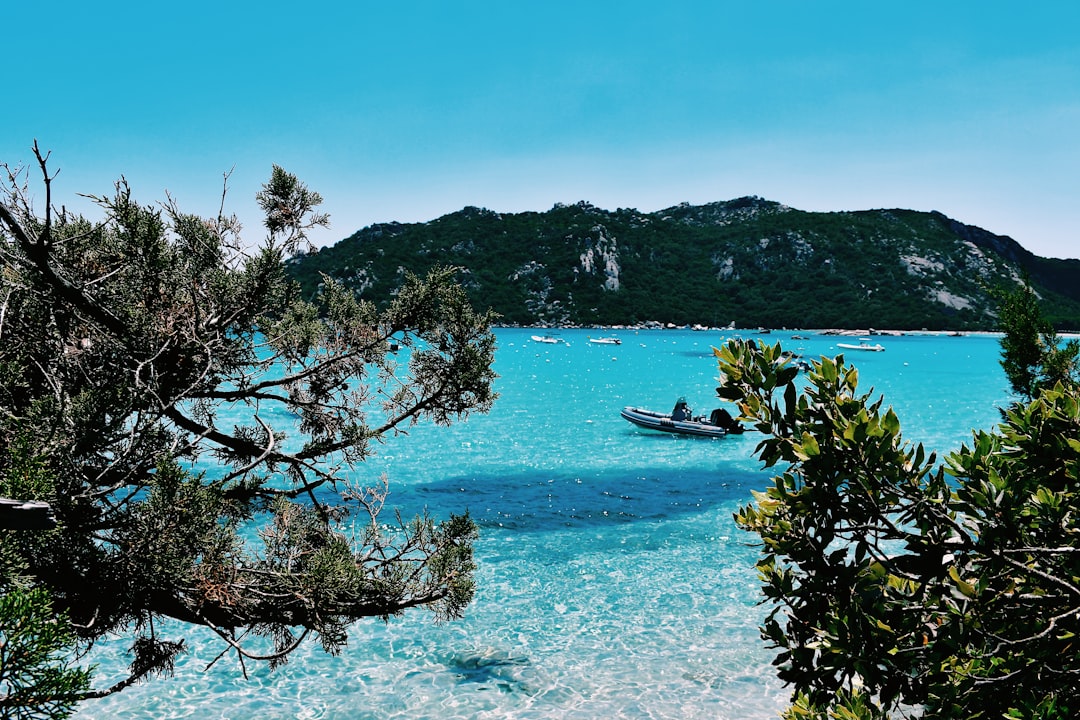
719,280,1080,718
0,146,496,715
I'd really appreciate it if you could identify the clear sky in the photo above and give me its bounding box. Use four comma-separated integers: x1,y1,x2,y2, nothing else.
5,1,1079,258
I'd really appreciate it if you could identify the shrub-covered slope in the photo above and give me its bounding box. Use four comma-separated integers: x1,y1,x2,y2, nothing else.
287,198,1080,330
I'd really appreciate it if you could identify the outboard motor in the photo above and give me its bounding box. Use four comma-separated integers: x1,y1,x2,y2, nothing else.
709,408,744,434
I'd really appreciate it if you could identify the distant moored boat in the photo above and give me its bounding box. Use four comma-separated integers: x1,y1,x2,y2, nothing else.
837,339,885,352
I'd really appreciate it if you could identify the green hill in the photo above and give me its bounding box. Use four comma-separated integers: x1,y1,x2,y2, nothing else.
286,198,1080,330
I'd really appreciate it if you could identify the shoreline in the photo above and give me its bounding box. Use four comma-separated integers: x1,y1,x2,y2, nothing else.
498,323,1016,338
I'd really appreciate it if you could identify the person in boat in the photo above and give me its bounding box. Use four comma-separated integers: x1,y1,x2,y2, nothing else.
671,397,692,421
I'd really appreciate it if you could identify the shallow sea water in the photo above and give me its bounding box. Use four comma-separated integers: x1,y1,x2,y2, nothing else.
76,328,1012,719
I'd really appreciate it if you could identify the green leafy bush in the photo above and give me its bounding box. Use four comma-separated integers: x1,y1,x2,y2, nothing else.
716,333,1080,718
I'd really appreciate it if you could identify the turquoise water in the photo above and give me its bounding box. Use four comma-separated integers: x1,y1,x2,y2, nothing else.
76,328,1012,719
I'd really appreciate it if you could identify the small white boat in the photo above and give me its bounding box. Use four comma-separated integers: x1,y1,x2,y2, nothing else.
531,335,563,344
620,406,744,438
837,340,885,352
588,337,621,345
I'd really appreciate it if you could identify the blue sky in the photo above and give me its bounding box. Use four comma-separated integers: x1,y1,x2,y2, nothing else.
5,2,1080,258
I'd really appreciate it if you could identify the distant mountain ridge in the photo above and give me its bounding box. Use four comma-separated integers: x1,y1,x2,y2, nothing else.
286,198,1080,330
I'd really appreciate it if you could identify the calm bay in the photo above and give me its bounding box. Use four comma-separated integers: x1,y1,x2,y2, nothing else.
77,328,1012,719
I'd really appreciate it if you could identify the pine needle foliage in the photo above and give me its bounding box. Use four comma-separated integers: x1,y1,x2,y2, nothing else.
0,144,497,704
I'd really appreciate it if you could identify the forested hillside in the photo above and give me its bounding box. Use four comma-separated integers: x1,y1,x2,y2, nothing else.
287,198,1080,330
